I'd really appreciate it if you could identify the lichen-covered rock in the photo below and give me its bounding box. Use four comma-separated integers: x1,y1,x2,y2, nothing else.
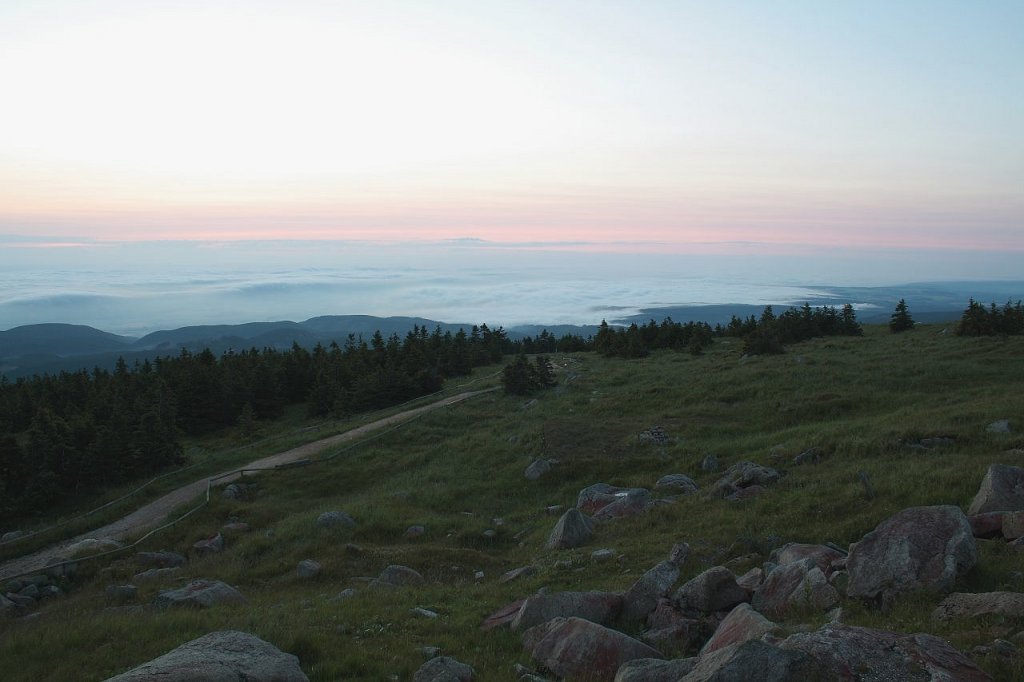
524,459,552,480
153,579,246,610
60,537,124,559
545,508,595,550
522,617,663,682
933,592,1024,621
681,640,826,682
622,560,680,621
674,566,749,613
104,630,307,681
751,559,838,618
511,591,623,630
577,483,649,515
192,533,224,556
968,464,1024,515
779,623,991,681
372,564,424,588
593,489,653,521
708,462,780,498
614,657,697,682
769,543,843,575
968,512,1005,539
846,505,976,604
315,511,355,529
655,474,699,495
700,603,777,655
412,655,474,681
296,559,321,579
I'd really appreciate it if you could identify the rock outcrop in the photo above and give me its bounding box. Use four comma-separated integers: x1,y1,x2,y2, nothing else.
522,617,663,682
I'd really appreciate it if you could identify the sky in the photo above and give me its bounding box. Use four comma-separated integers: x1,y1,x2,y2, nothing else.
0,1,1022,331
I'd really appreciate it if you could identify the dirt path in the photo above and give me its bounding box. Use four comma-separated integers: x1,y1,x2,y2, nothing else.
0,388,496,581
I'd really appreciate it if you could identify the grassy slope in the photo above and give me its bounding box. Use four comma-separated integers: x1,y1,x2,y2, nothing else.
2,325,1024,680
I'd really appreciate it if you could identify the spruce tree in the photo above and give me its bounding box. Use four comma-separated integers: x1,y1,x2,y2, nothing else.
889,298,915,333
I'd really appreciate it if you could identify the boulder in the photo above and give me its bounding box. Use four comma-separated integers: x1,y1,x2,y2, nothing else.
700,603,777,655
412,655,475,682
622,560,680,621
315,511,356,529
1002,510,1024,539
668,542,691,567
133,567,182,583
221,483,256,500
296,560,321,579
968,464,1024,515
512,591,623,630
708,462,780,498
735,567,763,591
701,454,719,472
577,483,649,515
751,559,838,618
481,598,528,631
221,522,251,534
642,600,707,652
986,419,1012,433
135,550,187,568
614,657,697,682
968,512,1005,539
60,537,124,559
1,593,22,617
593,489,653,521
522,617,663,682
846,505,977,604
499,566,536,584
933,592,1024,621
405,525,426,539
545,508,595,550
192,533,224,556
153,579,246,609
682,640,826,682
105,630,307,681
1,530,24,543
373,564,424,587
655,474,699,496
524,459,552,480
769,543,843,575
674,567,749,613
779,623,991,681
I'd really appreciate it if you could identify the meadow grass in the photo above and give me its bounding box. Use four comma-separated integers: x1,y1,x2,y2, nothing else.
2,325,1023,680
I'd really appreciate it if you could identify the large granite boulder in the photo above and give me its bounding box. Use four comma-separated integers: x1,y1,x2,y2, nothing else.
545,508,595,550
779,623,991,681
846,505,976,604
968,464,1024,515
700,603,777,656
577,483,649,515
522,617,663,682
751,558,838,618
512,591,623,630
655,474,699,496
674,567,749,613
153,579,246,609
104,630,307,681
622,560,680,621
769,543,843,575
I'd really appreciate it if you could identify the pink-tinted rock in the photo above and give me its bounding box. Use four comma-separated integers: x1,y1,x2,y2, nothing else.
614,657,697,682
623,560,680,621
968,464,1024,515
770,543,843,575
933,592,1024,621
700,603,777,655
752,559,838,618
511,591,623,630
480,598,527,631
968,512,1005,539
192,533,224,556
522,617,663,682
674,566,749,613
577,483,645,514
682,640,826,682
593,489,653,521
780,623,991,681
545,508,595,550
1001,510,1024,540
846,505,977,604
735,567,763,591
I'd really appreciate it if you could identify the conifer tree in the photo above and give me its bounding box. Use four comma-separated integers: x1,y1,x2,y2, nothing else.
889,298,915,333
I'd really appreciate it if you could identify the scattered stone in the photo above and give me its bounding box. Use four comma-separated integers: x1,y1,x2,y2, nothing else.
315,511,356,529
668,542,690,567
4,579,23,594
412,607,439,619
133,567,181,583
1,530,24,543
344,543,362,556
412,655,475,682
6,593,36,609
751,558,838,618
642,599,707,651
105,630,307,681
1,594,21,616
331,588,357,602
554,559,573,570
577,483,645,515
769,543,843,575
153,579,246,609
420,646,441,659
674,566,750,613
708,461,780,498
512,591,623,630
135,550,186,568
545,505,564,515
779,623,991,681
735,567,763,591
499,566,537,584
38,584,61,600
792,447,824,465
404,525,426,539
639,426,671,446
933,592,1024,621
481,598,528,631
655,474,699,495
524,459,552,480
987,419,1012,434
192,533,224,556
701,603,778,655
523,617,663,682
60,537,124,559
725,485,767,501
623,560,680,622
846,505,977,604
968,512,1006,539
373,565,425,588
105,585,138,604
969,464,1024,515
684,639,826,681
919,436,956,448
591,548,615,561
482,529,497,539
614,657,697,682
296,559,322,579
220,522,250,534
545,508,595,550
701,454,719,472
18,583,40,600
474,571,485,580
221,482,256,500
